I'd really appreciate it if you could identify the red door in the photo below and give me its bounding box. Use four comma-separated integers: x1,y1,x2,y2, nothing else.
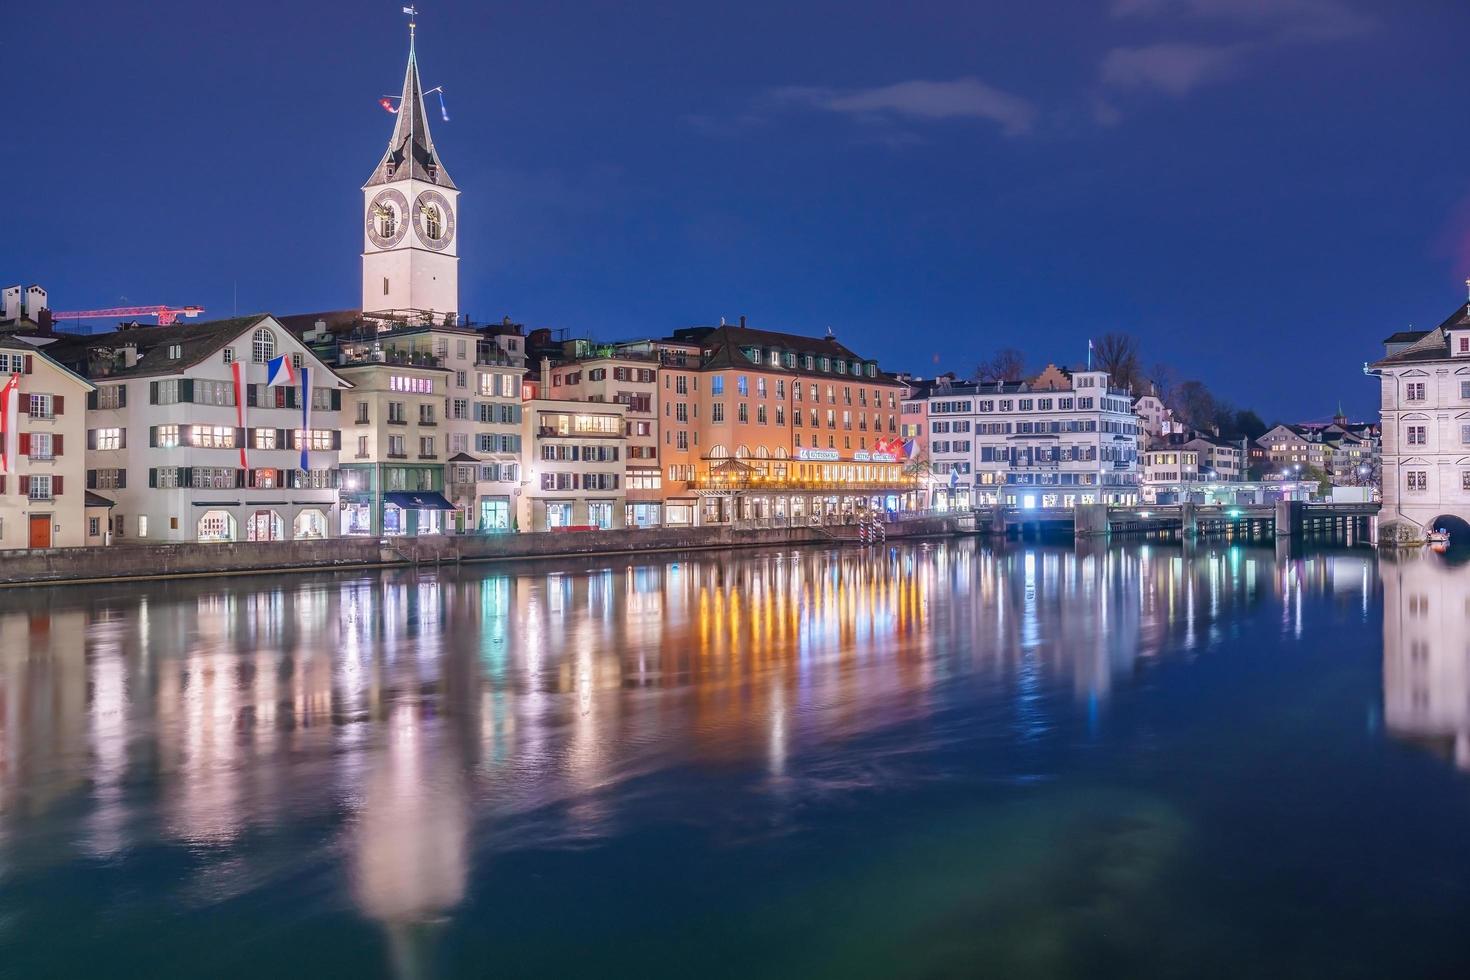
29,514,51,549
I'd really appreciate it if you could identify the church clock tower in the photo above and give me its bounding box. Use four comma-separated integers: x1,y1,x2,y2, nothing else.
362,19,458,320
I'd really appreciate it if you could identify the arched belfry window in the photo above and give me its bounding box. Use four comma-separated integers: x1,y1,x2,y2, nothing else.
252,328,276,364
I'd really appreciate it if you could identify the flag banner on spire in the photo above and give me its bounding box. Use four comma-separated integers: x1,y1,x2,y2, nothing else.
435,89,449,122
379,97,399,115
402,5,417,14
299,367,312,471
0,374,19,475
266,354,295,387
231,361,249,470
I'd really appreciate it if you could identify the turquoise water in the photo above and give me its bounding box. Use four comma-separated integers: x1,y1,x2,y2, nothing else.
1,540,1467,978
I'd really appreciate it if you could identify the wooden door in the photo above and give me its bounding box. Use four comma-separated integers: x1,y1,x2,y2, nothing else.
29,514,51,549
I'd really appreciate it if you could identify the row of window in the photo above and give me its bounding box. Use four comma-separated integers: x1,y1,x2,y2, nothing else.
0,475,63,499
539,472,621,491
148,425,341,450
147,466,338,489
926,397,1124,414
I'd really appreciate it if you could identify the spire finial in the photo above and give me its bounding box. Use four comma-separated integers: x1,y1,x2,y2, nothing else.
404,5,418,47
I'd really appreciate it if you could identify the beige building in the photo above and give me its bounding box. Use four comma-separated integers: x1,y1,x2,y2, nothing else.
520,399,628,530
544,352,662,526
0,337,94,548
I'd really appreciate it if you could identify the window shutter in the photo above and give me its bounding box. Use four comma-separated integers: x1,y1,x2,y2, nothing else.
87,390,98,410
23,355,32,374
20,476,30,495
88,429,98,451
53,395,64,415
118,385,127,408
88,470,97,490
53,434,63,456
149,426,158,448
181,379,194,403
332,431,342,450
247,384,258,408
331,389,341,410
0,476,5,495
235,469,246,489
246,469,256,489
276,469,286,487
286,387,298,409
234,427,245,449
119,429,127,449
53,476,63,496
150,381,159,404
278,428,289,449
118,471,126,490
19,433,30,456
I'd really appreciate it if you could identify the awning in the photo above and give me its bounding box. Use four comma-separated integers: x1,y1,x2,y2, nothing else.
383,491,458,511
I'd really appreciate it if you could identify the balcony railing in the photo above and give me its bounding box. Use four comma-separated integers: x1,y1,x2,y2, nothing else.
691,476,920,493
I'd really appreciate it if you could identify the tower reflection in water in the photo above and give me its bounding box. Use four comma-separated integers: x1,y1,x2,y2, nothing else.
0,539,1380,971
1382,550,1470,770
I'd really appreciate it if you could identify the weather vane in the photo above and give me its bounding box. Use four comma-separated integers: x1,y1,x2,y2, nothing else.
377,5,450,122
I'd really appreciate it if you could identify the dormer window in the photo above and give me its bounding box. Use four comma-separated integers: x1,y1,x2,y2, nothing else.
168,344,182,360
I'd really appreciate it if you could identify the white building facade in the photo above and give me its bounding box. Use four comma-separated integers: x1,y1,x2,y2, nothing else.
1369,303,1470,541
919,368,1142,508
51,315,348,544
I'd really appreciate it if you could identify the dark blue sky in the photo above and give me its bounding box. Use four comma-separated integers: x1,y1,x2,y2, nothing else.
10,0,1470,419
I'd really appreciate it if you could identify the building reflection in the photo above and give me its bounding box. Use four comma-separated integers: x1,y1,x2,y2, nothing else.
0,538,1381,949
1382,551,1470,770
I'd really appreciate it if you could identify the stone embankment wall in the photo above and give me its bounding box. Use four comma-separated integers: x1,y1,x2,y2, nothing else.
0,516,967,587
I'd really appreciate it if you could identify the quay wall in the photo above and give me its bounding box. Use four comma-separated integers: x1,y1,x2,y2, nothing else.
0,516,967,588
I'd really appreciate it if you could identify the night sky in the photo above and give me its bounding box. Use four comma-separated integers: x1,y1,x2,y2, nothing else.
11,0,1470,420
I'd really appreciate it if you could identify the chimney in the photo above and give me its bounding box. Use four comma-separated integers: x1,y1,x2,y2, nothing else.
540,355,551,392
739,315,746,328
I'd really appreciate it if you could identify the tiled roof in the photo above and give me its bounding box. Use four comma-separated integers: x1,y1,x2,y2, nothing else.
1373,304,1470,366
84,491,115,508
0,334,96,390
668,324,905,384
44,314,270,380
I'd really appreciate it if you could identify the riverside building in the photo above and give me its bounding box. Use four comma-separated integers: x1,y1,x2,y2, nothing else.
45,315,348,543
913,366,1141,508
0,336,96,548
1368,295,1470,539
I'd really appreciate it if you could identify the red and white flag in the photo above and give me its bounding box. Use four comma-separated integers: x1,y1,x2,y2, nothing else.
231,361,248,470
379,97,398,115
0,374,19,475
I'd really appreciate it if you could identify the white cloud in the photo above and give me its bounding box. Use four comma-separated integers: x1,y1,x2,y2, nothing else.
771,77,1038,137
1100,42,1247,97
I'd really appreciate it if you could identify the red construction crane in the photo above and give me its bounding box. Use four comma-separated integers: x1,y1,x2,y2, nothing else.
51,305,205,326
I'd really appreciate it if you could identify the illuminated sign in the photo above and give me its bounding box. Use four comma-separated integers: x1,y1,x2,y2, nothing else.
796,448,840,461
853,451,897,463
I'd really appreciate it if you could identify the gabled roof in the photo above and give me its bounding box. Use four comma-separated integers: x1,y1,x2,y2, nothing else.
364,33,455,190
1373,303,1470,367
0,335,96,391
43,314,351,386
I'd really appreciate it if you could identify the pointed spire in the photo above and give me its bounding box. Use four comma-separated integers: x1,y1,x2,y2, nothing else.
365,18,455,189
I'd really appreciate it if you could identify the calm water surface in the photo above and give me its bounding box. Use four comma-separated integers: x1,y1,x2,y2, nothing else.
2,539,1469,978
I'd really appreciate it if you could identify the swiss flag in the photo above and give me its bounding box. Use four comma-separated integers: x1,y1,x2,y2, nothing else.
379,97,398,114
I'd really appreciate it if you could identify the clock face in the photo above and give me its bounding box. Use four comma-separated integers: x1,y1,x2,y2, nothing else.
413,189,456,250
366,189,409,248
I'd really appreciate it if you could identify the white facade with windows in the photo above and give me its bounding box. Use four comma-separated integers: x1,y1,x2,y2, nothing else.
51,314,348,544
519,399,628,531
1369,305,1470,540
0,338,94,549
917,369,1141,508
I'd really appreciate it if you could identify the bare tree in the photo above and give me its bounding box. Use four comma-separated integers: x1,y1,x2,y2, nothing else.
978,347,1028,383
1092,332,1142,390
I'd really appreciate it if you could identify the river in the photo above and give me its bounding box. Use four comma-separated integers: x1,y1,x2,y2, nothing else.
1,539,1468,978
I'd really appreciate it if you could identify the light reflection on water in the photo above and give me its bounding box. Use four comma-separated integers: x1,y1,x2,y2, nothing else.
0,539,1468,978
